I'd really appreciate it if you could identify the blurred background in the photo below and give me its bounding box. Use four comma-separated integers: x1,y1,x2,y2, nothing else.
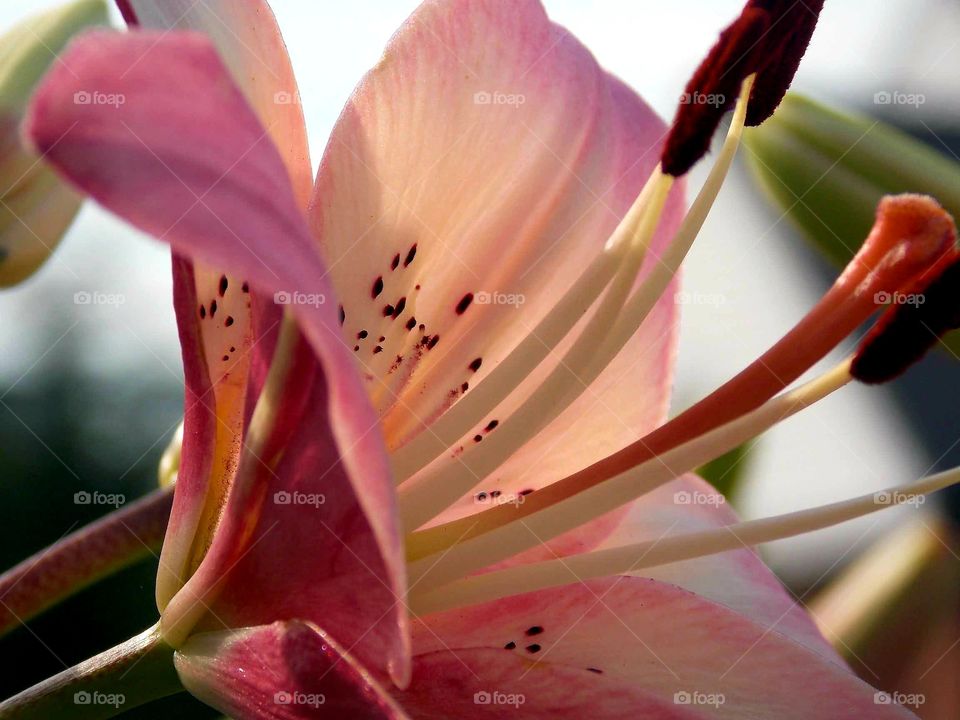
1,0,959,717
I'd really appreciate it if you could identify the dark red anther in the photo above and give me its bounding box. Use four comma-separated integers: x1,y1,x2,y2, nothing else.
852,253,960,384
115,0,138,25
661,0,825,177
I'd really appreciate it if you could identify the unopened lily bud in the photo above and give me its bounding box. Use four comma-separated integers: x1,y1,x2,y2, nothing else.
0,0,107,287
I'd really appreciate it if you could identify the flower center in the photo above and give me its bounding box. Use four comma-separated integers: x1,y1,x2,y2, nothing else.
379,80,960,614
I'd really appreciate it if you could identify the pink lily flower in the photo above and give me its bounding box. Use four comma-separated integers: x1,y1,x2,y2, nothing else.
20,0,960,717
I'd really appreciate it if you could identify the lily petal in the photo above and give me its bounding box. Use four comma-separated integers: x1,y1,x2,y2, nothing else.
175,621,408,720
401,579,916,719
597,473,842,663
176,341,409,681
25,29,406,679
120,0,312,204
424,72,682,542
120,1,313,595
309,0,681,447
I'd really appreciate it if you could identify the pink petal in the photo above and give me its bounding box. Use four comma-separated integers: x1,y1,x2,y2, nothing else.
175,621,408,719
309,0,682,451
26,30,406,679
595,473,842,663
156,256,269,609
121,0,313,603
173,341,409,681
155,255,220,608
422,73,682,548
401,579,916,719
120,0,312,205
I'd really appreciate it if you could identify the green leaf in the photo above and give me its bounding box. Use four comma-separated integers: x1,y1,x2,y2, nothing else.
696,442,752,501
743,93,960,355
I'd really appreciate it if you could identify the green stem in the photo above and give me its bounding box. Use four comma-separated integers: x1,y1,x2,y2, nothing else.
0,486,173,637
0,623,183,719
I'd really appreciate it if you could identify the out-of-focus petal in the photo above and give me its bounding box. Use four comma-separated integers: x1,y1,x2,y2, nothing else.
175,621,408,720
400,579,916,719
309,0,681,450
120,0,312,205
25,29,407,680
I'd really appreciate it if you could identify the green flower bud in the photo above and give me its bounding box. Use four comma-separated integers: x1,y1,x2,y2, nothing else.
0,0,108,287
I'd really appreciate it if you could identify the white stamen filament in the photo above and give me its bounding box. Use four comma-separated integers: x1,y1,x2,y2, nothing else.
406,358,853,590
398,172,674,532
389,170,661,483
391,75,756,487
408,466,960,616
588,73,755,374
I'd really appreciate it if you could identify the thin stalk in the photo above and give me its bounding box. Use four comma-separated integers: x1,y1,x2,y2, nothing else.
0,486,172,638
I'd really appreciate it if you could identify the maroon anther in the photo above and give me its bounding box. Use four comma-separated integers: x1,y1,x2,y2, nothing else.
852,254,960,384
661,0,825,177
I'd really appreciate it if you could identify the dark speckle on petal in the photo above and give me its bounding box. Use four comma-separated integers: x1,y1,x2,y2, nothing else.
455,293,474,315
404,244,417,267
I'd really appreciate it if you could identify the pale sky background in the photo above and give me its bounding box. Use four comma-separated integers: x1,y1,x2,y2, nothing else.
2,0,959,577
